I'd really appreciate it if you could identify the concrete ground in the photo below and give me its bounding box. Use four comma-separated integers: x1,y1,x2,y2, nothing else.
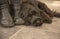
0,0,60,39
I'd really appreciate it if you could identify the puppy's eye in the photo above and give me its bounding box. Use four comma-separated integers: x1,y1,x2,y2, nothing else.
31,11,36,15
28,14,32,17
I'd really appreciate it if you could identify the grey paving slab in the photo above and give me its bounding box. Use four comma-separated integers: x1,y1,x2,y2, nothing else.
0,25,25,39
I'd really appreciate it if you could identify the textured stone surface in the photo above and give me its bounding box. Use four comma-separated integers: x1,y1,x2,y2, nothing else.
0,25,25,39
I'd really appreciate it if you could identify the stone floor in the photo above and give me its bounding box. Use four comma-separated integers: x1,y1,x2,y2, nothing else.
0,0,60,39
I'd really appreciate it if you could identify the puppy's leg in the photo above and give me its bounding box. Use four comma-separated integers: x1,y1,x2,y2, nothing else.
11,0,24,25
0,0,14,27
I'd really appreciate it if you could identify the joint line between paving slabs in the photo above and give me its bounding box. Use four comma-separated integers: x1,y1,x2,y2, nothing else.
9,26,25,39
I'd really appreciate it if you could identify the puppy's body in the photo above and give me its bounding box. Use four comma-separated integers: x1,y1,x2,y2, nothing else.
9,0,60,26
0,0,60,27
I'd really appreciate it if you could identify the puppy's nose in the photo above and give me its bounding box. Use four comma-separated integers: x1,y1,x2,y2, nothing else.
32,18,43,26
30,15,43,26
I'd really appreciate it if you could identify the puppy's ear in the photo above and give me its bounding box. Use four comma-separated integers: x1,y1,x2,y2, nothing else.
53,11,60,18
37,1,54,18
